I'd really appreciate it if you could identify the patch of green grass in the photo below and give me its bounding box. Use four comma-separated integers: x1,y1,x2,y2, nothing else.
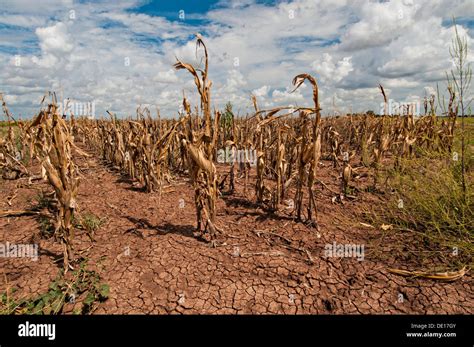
386,159,472,235
369,144,473,269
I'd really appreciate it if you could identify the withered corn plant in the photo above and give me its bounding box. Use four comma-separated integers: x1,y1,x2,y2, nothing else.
292,74,321,226
254,96,267,204
30,96,84,271
0,94,30,179
174,34,220,242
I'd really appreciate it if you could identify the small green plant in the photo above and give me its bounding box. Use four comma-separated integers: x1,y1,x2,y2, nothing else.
38,215,54,237
0,260,109,315
448,18,472,197
76,213,104,241
221,101,234,134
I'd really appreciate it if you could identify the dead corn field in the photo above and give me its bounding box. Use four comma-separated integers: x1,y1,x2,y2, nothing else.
0,37,472,315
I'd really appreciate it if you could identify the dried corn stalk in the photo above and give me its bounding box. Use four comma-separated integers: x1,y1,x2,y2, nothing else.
292,74,321,226
174,34,220,242
31,97,82,271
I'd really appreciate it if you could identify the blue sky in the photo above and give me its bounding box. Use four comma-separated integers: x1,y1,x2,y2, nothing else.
130,0,221,23
0,0,473,118
130,0,282,19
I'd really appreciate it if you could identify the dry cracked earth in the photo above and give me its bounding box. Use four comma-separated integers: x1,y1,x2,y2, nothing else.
1,148,472,314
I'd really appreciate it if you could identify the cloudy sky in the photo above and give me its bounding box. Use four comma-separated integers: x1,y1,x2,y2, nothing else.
1,0,473,118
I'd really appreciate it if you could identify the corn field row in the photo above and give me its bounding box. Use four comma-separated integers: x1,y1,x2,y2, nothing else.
0,36,460,270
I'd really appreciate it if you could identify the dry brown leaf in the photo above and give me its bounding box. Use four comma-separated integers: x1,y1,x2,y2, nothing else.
387,267,469,282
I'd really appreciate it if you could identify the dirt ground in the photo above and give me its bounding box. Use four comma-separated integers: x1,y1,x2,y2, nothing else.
0,148,472,314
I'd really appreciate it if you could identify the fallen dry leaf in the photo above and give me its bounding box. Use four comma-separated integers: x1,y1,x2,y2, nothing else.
387,266,469,282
